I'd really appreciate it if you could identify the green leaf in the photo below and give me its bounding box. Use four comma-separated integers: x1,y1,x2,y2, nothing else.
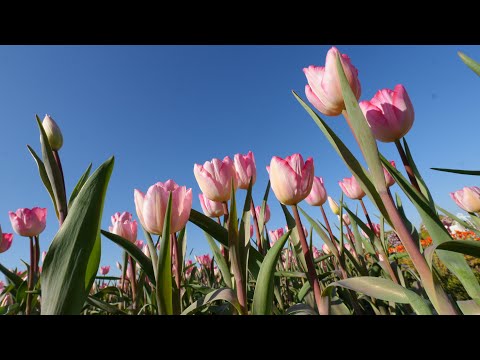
0,263,23,287
101,230,155,283
323,277,432,315
381,156,480,301
281,204,307,271
86,296,126,315
457,300,480,315
285,303,317,315
395,192,419,247
292,91,391,225
156,192,173,315
274,271,307,278
252,230,291,315
189,209,228,247
314,254,334,263
68,163,92,210
426,240,480,261
458,51,480,76
204,231,232,288
436,205,480,236
35,114,67,222
85,233,101,291
27,145,59,218
181,288,242,315
41,156,114,315
431,167,480,176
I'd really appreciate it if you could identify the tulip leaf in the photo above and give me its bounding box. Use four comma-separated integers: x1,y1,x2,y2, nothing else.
381,156,480,301
314,254,334,263
181,288,242,315
285,303,317,315
86,296,126,315
0,262,23,288
156,192,173,315
41,156,114,315
430,167,480,176
189,209,228,247
204,231,232,288
85,233,101,291
323,277,432,315
252,229,291,314
26,145,59,218
435,205,480,236
425,240,480,262
68,163,93,210
458,51,480,77
274,271,307,278
101,230,155,283
281,204,308,271
457,300,480,315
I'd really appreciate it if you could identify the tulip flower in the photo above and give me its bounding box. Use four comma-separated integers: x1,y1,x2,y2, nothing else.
339,175,365,200
254,204,270,224
269,153,314,205
193,157,237,202
198,194,225,218
338,213,351,226
359,84,414,143
344,243,352,252
269,228,285,247
135,240,144,249
450,186,480,213
109,212,138,243
195,254,212,270
100,266,110,275
305,176,328,206
312,246,321,259
134,180,192,235
185,259,194,279
0,227,13,253
234,151,256,189
42,114,64,151
8,207,47,237
142,244,150,258
328,196,340,215
0,280,4,292
303,47,361,116
384,160,396,187
361,223,381,238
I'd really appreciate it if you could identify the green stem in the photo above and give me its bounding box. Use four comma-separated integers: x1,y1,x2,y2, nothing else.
52,150,68,226
250,198,263,255
26,237,34,315
394,139,421,194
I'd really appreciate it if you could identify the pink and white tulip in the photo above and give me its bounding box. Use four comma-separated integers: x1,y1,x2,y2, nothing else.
269,228,285,247
312,246,321,259
339,213,351,226
198,194,225,218
339,176,365,200
254,204,270,224
234,151,257,189
135,240,144,249
100,266,110,275
269,153,314,205
193,157,237,202
195,254,212,270
134,180,192,235
384,160,396,187
450,186,480,213
303,47,361,116
305,176,328,206
109,212,138,243
8,207,47,237
359,84,414,143
0,226,13,253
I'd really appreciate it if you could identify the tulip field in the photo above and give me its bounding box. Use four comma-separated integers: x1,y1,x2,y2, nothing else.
2,46,480,315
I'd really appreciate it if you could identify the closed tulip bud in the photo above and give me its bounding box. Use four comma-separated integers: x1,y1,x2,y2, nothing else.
193,157,237,202
8,207,47,237
198,194,225,218
134,180,192,235
327,196,340,215
100,266,110,275
109,212,137,243
383,160,396,187
312,245,321,259
339,175,365,200
268,228,285,247
450,186,480,213
0,226,13,253
322,243,331,254
42,114,64,151
254,204,270,224
305,176,328,206
359,84,414,143
234,151,257,189
303,47,361,116
0,280,4,292
269,153,314,205
135,240,144,249
338,213,351,226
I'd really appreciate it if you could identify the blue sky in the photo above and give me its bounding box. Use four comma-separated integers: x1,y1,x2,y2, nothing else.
1,45,480,276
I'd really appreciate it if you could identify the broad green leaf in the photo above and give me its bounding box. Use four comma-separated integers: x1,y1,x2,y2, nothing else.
41,157,114,315
381,156,480,300
458,51,480,76
27,145,59,218
274,271,307,278
314,254,334,263
0,263,23,287
181,288,242,315
285,303,317,315
323,277,432,315
68,163,92,209
457,300,480,315
292,91,391,225
86,296,126,315
425,240,480,262
204,231,232,288
252,230,291,315
35,114,67,222
395,192,419,247
101,230,155,283
189,209,228,247
431,167,480,176
85,233,101,291
156,192,173,315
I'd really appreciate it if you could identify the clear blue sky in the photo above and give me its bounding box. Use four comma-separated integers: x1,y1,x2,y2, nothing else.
1,45,480,276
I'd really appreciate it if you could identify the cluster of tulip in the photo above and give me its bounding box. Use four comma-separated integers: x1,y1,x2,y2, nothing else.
2,47,480,315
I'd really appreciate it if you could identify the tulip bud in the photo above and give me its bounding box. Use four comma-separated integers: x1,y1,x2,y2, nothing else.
254,204,270,224
327,196,340,215
450,186,480,213
339,176,365,200
338,213,350,226
42,114,64,151
100,266,110,276
305,176,328,206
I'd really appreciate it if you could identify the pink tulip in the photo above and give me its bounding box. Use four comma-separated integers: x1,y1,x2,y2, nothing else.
198,194,225,218
41,251,47,262
450,186,480,213
134,180,193,235
109,212,137,243
361,223,381,238
8,207,47,237
193,157,237,202
269,154,314,205
359,84,414,143
142,244,150,258
135,240,144,249
269,228,285,247
305,176,328,206
0,228,13,253
234,151,257,189
322,243,331,254
303,47,361,116
100,266,110,275
0,280,4,292
185,259,194,279
254,204,270,224
383,160,396,187
339,176,365,200
195,254,212,270
312,245,321,259
339,213,351,226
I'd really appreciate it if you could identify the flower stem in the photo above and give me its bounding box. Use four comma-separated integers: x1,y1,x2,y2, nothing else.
172,233,181,314
394,139,421,194
26,237,35,315
128,256,137,310
52,150,68,226
250,198,263,254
